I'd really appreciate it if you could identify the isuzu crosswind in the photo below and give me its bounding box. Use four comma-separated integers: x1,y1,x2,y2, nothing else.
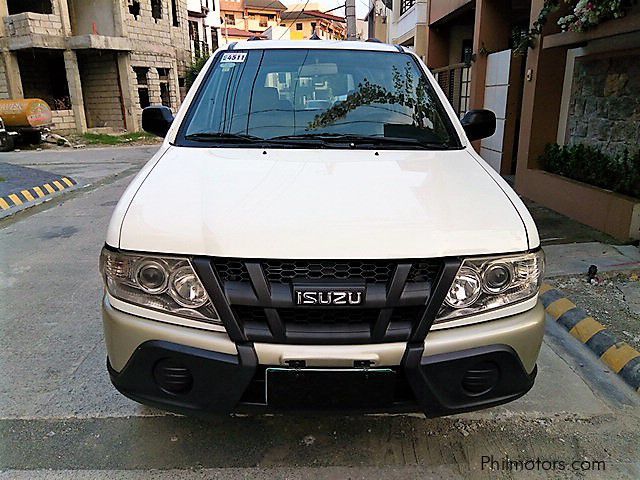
101,40,545,416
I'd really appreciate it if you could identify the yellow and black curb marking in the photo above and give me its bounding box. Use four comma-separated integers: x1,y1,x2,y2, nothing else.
0,176,77,211
540,283,640,392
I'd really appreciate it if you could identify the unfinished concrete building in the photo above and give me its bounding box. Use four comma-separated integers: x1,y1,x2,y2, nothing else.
0,0,191,134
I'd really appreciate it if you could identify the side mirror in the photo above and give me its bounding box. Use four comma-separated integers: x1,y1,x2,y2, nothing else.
142,106,174,138
461,109,496,142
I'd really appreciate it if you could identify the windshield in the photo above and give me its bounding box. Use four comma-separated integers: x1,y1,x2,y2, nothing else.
178,49,461,149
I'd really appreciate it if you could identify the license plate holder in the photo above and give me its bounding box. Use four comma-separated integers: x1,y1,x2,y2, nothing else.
266,368,396,409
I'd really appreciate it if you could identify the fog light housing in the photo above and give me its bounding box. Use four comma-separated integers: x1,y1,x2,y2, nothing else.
461,361,499,396
153,358,193,394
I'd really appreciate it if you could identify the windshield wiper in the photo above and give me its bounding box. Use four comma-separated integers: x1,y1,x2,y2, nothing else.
184,132,264,143
184,132,324,146
270,133,450,149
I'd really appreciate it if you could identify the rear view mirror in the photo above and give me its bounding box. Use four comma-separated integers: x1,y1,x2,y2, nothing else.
142,106,174,138
299,63,338,76
461,109,496,141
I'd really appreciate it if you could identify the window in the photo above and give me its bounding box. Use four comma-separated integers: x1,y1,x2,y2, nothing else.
128,0,141,19
211,27,219,50
133,67,150,108
171,0,179,26
224,14,235,26
133,66,149,85
310,22,316,32
158,68,171,108
400,0,415,16
180,49,459,148
7,0,53,15
259,16,268,28
296,23,303,31
151,0,162,21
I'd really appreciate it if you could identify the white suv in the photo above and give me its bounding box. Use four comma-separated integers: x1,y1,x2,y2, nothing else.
100,40,545,416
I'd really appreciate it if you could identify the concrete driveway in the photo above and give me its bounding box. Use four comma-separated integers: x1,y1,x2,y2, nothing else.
1,147,638,479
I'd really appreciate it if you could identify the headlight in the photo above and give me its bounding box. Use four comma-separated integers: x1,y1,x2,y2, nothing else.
436,250,544,323
99,248,220,325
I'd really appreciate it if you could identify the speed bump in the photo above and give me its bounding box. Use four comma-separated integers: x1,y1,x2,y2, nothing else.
0,176,77,211
541,283,640,392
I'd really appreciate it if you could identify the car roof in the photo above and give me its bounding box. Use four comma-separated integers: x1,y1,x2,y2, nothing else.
222,40,405,53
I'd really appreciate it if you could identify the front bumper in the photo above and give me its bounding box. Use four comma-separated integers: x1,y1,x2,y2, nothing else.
103,298,544,416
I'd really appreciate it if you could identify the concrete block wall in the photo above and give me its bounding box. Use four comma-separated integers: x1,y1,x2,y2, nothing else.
3,12,64,37
79,53,125,129
129,52,181,125
125,0,191,78
0,60,9,99
51,109,76,134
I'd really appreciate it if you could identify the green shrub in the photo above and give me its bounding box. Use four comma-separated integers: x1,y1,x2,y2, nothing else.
185,56,210,90
539,143,640,199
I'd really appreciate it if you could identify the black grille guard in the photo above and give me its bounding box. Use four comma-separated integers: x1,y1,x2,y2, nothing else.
192,257,461,345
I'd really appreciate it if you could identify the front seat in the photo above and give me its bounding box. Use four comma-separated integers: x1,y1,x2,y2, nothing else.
247,86,294,138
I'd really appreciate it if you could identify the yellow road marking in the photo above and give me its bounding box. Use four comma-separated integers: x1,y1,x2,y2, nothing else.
539,283,553,295
0,198,10,210
600,343,640,373
61,177,74,187
21,190,35,202
570,317,605,343
52,180,65,191
33,186,46,197
8,193,23,206
546,297,576,320
43,183,55,194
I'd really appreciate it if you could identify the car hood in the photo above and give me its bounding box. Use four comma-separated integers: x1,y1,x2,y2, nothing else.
117,146,532,259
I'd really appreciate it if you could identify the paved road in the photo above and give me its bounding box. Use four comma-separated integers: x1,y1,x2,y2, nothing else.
1,147,639,479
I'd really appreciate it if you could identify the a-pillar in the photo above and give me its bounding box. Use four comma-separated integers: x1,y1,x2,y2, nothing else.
63,50,88,133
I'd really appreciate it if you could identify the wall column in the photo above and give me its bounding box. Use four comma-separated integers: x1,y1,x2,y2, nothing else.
1,52,24,99
116,53,139,132
515,0,567,190
55,0,72,35
63,50,87,133
469,0,511,111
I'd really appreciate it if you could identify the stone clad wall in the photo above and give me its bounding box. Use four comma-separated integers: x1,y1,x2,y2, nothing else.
566,53,640,156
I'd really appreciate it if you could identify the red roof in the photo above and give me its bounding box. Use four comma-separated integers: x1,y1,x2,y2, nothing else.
301,10,346,23
224,28,267,38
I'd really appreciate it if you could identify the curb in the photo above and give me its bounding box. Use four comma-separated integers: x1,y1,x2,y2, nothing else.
540,283,640,392
0,176,77,212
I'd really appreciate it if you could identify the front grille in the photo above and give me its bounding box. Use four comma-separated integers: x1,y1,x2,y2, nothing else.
212,259,250,282
232,305,268,324
206,257,444,344
278,308,380,326
263,260,396,284
407,261,442,283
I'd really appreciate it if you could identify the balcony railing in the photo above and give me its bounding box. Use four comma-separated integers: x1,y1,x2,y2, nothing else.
191,40,210,59
432,62,472,117
400,0,416,16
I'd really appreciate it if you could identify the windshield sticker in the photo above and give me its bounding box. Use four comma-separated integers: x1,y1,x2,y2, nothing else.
221,52,247,63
